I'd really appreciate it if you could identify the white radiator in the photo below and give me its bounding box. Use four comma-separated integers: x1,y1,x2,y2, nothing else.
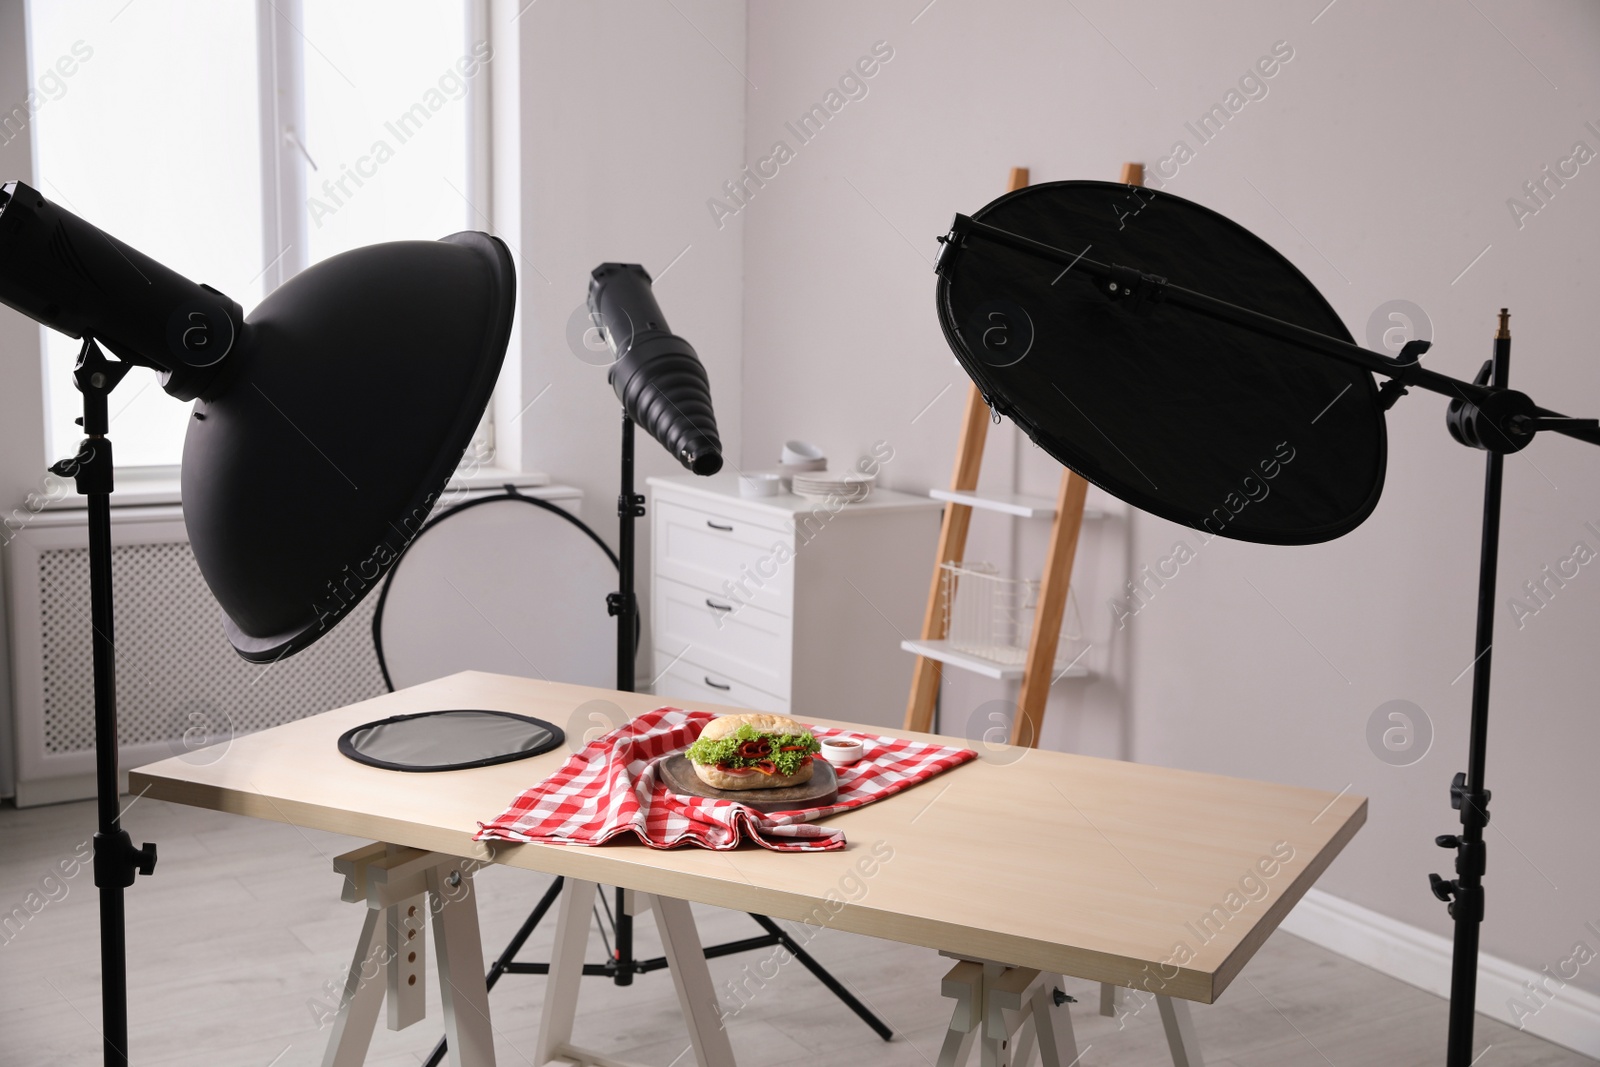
5,480,583,807
4,504,385,806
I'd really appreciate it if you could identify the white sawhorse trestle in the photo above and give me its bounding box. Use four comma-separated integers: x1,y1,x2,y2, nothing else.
323,847,736,1067
1096,985,1204,1067
536,878,736,1067
320,846,1201,1067
936,957,1204,1067
324,843,497,1067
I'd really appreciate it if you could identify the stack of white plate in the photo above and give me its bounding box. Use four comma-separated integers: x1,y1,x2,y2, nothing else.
777,460,825,482
776,441,826,490
791,472,874,503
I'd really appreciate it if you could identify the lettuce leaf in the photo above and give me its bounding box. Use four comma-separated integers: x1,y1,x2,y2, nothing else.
684,730,820,776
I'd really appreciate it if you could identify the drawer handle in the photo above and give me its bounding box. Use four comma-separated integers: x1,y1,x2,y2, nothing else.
704,676,731,691
705,520,734,531
705,598,733,612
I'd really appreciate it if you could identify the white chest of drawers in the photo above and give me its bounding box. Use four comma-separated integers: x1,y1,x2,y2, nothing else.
647,472,941,729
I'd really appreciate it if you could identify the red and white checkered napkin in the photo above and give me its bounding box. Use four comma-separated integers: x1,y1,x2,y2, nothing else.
475,707,976,853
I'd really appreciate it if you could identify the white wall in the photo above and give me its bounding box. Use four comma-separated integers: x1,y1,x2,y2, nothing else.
0,0,49,798
504,0,747,666
740,0,1600,1000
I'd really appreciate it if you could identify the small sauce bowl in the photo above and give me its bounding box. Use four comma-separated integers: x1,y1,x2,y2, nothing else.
820,738,864,766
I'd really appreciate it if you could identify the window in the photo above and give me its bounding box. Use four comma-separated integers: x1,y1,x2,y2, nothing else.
299,4,478,267
28,2,264,469
27,0,492,472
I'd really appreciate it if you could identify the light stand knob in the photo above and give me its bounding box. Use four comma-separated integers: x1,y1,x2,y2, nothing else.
93,830,157,888
1429,872,1458,905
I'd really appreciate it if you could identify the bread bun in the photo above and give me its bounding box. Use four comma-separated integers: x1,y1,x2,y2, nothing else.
696,712,806,742
693,761,814,791
688,712,816,791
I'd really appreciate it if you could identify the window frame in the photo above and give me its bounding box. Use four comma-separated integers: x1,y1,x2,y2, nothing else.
29,0,500,481
255,0,499,473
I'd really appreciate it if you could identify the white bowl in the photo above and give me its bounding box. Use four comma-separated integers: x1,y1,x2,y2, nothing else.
738,472,783,498
781,440,825,466
820,738,864,766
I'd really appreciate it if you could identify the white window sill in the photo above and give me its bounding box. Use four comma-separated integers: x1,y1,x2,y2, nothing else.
53,465,553,509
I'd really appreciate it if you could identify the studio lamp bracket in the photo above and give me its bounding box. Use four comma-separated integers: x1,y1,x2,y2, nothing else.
47,338,129,491
1102,263,1168,314
1376,339,1430,410
1446,374,1540,453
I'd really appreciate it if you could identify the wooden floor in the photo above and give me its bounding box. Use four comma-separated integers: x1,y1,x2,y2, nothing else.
0,796,1593,1067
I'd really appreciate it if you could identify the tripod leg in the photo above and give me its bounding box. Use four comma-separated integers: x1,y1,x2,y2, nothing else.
748,914,894,1040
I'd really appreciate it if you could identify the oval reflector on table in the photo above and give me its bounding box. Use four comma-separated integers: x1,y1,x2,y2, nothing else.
937,180,1386,545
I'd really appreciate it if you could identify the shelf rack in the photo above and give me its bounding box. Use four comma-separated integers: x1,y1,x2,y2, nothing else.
904,162,1144,746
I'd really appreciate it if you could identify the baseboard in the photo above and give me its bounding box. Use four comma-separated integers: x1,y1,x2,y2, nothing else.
13,770,127,808
1279,887,1600,1058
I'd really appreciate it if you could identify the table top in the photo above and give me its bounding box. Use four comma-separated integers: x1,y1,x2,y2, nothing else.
129,671,1365,1004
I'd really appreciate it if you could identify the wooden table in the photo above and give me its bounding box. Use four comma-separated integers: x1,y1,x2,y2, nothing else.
130,671,1366,1067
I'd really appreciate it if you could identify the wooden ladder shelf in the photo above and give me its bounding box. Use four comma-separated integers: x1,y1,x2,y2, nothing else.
904,162,1144,747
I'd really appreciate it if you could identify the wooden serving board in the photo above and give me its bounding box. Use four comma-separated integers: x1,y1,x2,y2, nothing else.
658,754,838,813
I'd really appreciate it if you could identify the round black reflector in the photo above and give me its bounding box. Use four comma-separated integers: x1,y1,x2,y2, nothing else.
937,180,1386,545
182,231,515,661
338,709,564,772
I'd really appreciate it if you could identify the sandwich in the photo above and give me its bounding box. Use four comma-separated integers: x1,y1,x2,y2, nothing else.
683,713,822,790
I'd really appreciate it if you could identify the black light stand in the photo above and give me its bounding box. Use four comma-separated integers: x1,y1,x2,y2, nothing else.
599,409,890,1033
48,338,159,1067
1,179,517,1067
941,213,1600,1066
1438,315,1509,1067
608,410,646,987
614,413,645,697
421,318,891,1067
